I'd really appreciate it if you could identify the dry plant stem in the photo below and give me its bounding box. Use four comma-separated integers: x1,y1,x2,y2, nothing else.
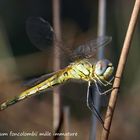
52,0,62,132
101,0,140,140
63,107,70,140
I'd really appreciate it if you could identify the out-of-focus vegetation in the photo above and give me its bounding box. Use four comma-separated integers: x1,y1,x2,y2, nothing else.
0,0,139,140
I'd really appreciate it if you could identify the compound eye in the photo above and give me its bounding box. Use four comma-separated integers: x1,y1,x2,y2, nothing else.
95,60,107,76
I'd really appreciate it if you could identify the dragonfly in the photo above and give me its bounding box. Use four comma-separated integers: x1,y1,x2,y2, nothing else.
0,17,114,124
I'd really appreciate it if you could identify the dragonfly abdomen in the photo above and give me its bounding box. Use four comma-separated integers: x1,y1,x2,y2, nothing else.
0,71,68,110
0,59,95,110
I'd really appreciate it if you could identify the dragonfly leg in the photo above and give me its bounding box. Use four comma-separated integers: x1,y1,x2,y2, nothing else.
86,81,91,110
86,82,104,125
94,76,110,86
94,75,114,86
109,76,114,83
102,77,114,86
94,80,113,95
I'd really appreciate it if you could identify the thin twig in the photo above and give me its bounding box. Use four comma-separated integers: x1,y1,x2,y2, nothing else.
101,0,140,140
53,110,64,140
63,106,70,140
52,0,62,132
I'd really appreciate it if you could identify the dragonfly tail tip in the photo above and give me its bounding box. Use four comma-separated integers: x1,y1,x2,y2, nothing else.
0,103,7,111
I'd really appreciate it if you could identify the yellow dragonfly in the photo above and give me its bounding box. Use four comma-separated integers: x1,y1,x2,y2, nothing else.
0,17,114,123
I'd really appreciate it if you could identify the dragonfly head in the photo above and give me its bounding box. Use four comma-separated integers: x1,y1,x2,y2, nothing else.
94,59,114,81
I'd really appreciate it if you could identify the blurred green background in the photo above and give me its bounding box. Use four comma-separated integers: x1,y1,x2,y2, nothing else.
0,0,140,140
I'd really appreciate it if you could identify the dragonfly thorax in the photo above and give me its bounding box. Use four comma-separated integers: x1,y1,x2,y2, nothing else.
94,59,114,82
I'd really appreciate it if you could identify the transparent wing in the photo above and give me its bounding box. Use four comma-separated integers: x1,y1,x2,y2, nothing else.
26,16,72,62
26,17,112,61
26,17,54,50
22,72,56,88
71,36,112,60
